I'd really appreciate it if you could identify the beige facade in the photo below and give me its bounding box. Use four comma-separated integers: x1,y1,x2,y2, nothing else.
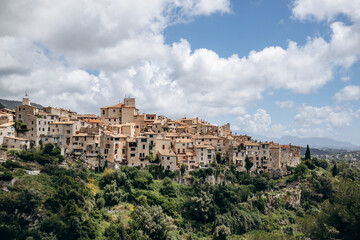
0,112,13,124
3,136,30,150
126,138,138,166
135,136,150,167
72,131,100,163
159,149,177,171
100,132,127,164
100,98,138,125
0,122,15,145
47,121,81,154
194,145,215,168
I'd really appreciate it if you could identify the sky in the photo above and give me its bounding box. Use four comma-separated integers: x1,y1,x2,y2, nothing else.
0,0,360,145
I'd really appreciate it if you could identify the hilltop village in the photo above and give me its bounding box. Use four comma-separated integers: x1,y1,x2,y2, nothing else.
0,96,300,177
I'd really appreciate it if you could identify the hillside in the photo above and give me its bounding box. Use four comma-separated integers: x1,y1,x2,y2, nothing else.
0,98,43,110
0,146,359,239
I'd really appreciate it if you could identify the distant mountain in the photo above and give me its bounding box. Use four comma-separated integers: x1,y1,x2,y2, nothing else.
0,99,43,110
278,135,359,150
234,131,360,150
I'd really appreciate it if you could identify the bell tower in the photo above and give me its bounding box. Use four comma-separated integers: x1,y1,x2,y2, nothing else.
22,91,31,106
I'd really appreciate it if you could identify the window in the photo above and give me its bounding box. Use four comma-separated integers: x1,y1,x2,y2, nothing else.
66,130,70,134
131,148,136,151
142,145,146,149
102,110,105,115
167,157,170,160
130,153,135,157
162,145,165,150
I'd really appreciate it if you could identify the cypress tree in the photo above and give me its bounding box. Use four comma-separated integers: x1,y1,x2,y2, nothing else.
305,144,311,160
331,163,338,177
245,155,253,174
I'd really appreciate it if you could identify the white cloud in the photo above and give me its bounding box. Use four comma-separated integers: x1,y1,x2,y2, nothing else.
294,105,359,128
0,0,360,125
275,100,295,109
237,109,286,137
237,109,271,134
334,85,360,101
292,0,360,22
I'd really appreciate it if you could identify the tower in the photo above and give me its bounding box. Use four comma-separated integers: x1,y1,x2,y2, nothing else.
124,97,135,107
22,91,31,106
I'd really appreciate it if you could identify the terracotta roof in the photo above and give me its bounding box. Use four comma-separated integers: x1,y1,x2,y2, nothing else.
192,135,219,139
4,136,30,141
158,149,176,156
178,125,191,129
101,103,123,109
176,139,192,143
86,119,104,124
73,133,96,137
244,141,260,146
194,144,213,148
165,133,179,136
185,151,195,156
50,121,76,125
0,122,14,128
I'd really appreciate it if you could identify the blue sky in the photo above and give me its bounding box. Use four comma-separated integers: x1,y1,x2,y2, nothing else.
165,0,360,144
0,0,359,145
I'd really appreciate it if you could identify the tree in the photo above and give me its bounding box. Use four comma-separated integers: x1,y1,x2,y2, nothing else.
43,143,54,154
305,144,311,160
180,164,188,175
13,120,29,134
130,205,177,239
188,190,215,222
331,163,338,177
103,180,122,206
245,156,253,174
216,152,222,164
213,224,231,240
160,177,177,198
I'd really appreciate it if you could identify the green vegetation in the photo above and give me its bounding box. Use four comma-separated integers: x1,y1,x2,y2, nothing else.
0,146,359,239
305,144,311,160
13,120,29,134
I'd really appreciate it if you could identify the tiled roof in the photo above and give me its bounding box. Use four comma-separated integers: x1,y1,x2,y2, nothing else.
158,149,176,156
101,103,123,109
